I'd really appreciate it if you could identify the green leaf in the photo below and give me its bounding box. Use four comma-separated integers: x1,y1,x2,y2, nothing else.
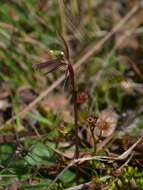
59,170,76,183
0,176,17,186
25,142,56,166
29,112,53,125
0,143,15,165
21,179,52,190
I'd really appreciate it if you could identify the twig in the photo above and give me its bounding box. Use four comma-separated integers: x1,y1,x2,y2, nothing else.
2,3,141,129
117,55,143,81
127,58,143,80
47,156,106,190
47,135,142,189
65,181,92,190
116,136,142,160
118,153,134,171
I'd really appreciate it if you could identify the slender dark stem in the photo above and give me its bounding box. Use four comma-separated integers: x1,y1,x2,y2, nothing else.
68,64,79,159
56,32,79,158
73,89,79,158
69,65,79,184
91,130,96,153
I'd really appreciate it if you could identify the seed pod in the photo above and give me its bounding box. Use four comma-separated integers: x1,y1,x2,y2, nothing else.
77,92,89,104
87,116,98,132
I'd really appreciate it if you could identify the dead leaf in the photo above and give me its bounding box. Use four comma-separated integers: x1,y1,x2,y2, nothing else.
7,181,21,190
0,99,11,111
0,91,9,99
17,86,37,103
116,136,143,160
38,0,49,11
20,89,37,103
96,132,115,152
41,93,73,123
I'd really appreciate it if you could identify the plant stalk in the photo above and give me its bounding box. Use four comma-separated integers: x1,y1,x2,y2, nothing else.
91,130,96,153
57,32,79,158
68,63,79,159
73,89,79,158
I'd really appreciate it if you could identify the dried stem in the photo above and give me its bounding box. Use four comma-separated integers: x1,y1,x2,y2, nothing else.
48,136,143,189
58,0,66,37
